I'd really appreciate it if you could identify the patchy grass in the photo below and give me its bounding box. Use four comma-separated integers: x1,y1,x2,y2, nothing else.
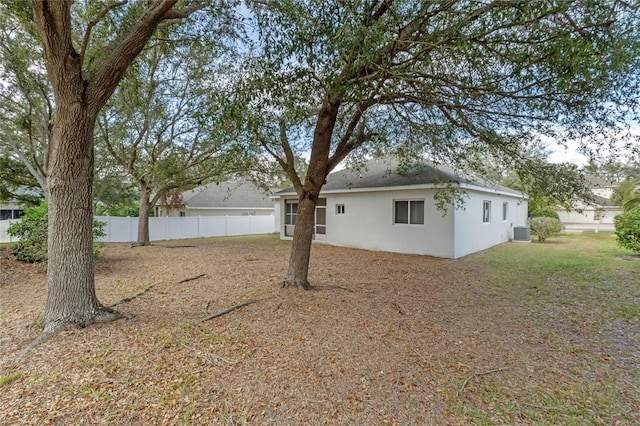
447,232,640,424
0,232,638,424
0,372,21,387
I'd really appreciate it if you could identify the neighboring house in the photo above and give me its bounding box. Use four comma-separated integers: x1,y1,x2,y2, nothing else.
155,178,275,218
273,159,528,259
556,176,622,231
0,202,25,220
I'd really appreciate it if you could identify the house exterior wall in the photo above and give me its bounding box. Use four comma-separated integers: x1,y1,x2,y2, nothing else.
277,187,527,258
155,206,274,217
184,208,274,217
327,189,457,257
557,207,621,231
453,190,528,258
279,189,457,257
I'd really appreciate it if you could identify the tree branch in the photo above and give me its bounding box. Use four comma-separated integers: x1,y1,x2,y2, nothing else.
278,120,304,192
87,0,189,114
80,1,128,66
327,103,371,172
162,1,207,20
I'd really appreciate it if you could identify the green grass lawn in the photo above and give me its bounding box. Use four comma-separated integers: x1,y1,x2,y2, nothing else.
449,232,640,425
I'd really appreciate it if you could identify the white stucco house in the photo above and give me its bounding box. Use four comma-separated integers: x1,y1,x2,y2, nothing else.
555,176,622,231
155,178,275,218
273,159,528,259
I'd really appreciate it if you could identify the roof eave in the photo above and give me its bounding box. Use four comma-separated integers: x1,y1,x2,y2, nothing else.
273,182,527,199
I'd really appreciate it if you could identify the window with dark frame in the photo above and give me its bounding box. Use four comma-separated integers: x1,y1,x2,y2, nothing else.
394,200,424,225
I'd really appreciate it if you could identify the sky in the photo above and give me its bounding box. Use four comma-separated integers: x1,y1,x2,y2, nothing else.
544,120,640,167
546,141,589,166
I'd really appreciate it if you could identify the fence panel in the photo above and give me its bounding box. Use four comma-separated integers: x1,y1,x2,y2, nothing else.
2,215,275,244
95,216,136,242
251,215,276,235
227,216,251,236
165,217,200,240
199,216,227,238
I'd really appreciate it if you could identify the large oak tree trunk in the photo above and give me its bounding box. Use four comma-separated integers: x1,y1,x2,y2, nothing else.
31,0,188,334
136,183,152,246
41,106,117,332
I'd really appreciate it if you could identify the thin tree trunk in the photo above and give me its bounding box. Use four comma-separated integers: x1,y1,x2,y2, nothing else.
284,195,317,290
136,183,152,246
283,99,339,289
41,106,117,332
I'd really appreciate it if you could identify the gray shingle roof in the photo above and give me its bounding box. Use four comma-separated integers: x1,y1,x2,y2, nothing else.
276,158,524,196
585,175,616,188
322,159,459,190
182,179,274,209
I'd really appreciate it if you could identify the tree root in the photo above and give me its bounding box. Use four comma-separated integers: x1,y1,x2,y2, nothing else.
13,329,57,364
110,285,155,307
14,306,123,364
281,280,312,291
198,299,259,323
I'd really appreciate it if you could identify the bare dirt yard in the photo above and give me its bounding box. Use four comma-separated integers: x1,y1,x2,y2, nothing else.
1,233,638,425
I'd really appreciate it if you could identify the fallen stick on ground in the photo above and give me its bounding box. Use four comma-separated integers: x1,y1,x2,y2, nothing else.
111,274,204,307
198,299,259,323
392,301,406,315
459,367,509,393
110,285,155,307
178,273,206,284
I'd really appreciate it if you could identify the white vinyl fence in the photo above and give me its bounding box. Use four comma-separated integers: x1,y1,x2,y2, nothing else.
0,215,275,244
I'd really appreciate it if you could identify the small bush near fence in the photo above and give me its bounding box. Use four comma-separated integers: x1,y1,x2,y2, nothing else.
528,208,560,219
614,209,640,254
7,202,106,265
528,216,562,243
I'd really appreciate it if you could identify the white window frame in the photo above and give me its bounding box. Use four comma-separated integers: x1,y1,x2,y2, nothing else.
284,200,298,237
502,202,508,221
483,200,491,223
394,199,425,225
336,204,345,215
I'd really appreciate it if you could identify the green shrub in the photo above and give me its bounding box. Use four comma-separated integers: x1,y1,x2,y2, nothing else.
529,208,560,220
7,202,49,263
7,202,106,265
528,216,562,243
614,210,640,254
